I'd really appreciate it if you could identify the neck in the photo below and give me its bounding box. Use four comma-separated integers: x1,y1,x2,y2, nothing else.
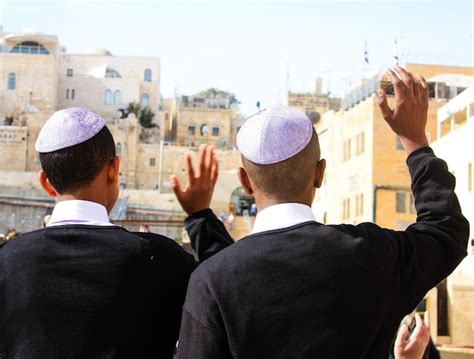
58,190,110,214
253,190,314,212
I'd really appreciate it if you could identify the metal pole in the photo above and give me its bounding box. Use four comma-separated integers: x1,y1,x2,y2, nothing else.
157,139,164,194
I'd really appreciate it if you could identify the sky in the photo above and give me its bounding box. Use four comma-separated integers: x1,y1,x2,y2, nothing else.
1,0,473,116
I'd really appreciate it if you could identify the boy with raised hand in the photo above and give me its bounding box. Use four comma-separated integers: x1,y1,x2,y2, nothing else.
0,108,227,358
176,67,469,359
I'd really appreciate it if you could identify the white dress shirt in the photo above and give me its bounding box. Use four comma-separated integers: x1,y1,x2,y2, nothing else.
250,203,317,235
48,200,114,227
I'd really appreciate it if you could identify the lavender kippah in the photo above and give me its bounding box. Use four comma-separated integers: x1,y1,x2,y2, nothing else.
237,104,313,165
35,108,106,153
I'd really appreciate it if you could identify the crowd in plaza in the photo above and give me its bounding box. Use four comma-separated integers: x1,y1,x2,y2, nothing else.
0,67,468,359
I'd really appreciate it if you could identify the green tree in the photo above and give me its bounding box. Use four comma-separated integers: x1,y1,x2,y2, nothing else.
126,102,157,128
196,88,240,104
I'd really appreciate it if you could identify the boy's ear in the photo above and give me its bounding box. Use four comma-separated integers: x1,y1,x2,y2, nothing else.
237,167,254,196
38,170,58,198
108,156,120,183
314,159,326,188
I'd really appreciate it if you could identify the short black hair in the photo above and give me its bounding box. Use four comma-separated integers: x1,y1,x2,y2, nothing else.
39,126,116,194
242,131,320,200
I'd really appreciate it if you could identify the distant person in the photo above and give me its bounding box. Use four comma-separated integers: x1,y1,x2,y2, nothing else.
138,223,150,233
389,312,440,359
250,202,257,216
219,211,226,222
5,229,19,241
0,108,230,358
176,67,469,358
227,213,235,230
42,214,51,228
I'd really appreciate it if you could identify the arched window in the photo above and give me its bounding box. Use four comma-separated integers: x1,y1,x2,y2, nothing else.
144,68,152,82
200,123,209,136
11,41,49,55
114,90,121,105
141,94,150,108
212,124,220,136
7,73,16,90
188,123,196,136
105,90,113,105
105,67,122,78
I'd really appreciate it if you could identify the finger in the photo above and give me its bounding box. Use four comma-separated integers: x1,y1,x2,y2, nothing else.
411,313,425,340
418,74,429,101
424,311,430,329
395,65,415,98
184,152,195,186
210,154,219,184
376,89,393,121
170,175,184,200
386,68,405,101
413,74,422,98
197,144,207,177
395,324,410,350
204,146,214,177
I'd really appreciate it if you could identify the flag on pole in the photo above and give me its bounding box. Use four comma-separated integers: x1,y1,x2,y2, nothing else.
393,40,400,65
364,41,369,65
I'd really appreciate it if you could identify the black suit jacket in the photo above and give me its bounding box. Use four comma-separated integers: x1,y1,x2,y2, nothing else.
0,221,231,358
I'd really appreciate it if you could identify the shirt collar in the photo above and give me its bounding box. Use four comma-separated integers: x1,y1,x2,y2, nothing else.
48,200,113,227
251,203,317,235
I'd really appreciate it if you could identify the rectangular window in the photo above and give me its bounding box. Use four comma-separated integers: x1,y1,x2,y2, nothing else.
212,126,219,136
71,89,75,100
342,199,350,220
66,89,70,99
343,139,352,161
66,68,74,77
396,192,406,213
149,158,156,166
409,193,416,214
360,132,365,154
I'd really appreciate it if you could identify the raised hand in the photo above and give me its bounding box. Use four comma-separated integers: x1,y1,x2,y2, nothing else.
171,144,219,215
377,65,430,155
395,313,430,359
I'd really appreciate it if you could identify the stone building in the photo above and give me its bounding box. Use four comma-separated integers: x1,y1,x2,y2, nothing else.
163,90,243,148
0,27,161,161
284,78,341,125
431,85,474,346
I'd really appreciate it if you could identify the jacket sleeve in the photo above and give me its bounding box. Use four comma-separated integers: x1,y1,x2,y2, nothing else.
184,209,235,261
355,147,469,313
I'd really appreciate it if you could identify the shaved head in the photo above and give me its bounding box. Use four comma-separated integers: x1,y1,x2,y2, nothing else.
241,130,321,201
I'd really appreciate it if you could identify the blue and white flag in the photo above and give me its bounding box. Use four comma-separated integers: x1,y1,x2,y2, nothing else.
364,41,369,65
393,40,400,65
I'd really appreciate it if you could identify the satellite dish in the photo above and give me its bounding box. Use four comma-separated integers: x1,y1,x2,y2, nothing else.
117,109,126,119
307,111,321,124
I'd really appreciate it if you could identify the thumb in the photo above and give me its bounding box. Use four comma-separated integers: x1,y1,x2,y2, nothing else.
377,89,393,121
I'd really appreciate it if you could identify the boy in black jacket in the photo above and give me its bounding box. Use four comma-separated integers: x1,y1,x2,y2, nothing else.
0,108,230,358
176,67,469,359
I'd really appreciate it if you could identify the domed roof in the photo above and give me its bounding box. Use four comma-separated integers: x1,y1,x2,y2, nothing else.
85,48,112,56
